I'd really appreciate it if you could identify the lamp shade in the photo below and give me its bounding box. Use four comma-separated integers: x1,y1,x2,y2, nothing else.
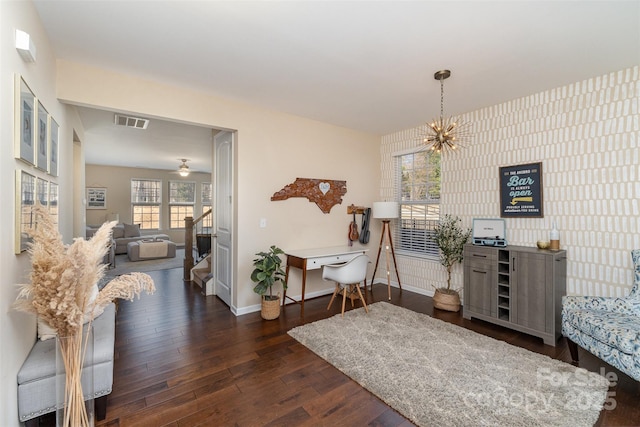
372,201,399,219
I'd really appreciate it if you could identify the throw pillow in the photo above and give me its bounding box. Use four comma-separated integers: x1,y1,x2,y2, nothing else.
85,227,97,239
37,317,57,341
112,226,125,239
123,223,141,238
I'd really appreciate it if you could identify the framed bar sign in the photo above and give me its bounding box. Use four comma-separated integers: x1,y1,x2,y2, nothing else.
499,162,543,218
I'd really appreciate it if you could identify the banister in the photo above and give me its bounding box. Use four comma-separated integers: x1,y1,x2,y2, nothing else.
183,208,213,281
193,208,212,225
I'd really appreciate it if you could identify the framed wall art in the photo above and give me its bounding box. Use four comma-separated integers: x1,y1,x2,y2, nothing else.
36,178,48,208
87,187,107,209
49,182,59,225
15,170,36,254
49,117,59,177
15,75,36,165
499,162,544,218
36,101,48,172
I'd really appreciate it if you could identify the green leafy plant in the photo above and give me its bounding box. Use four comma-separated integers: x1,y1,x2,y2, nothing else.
433,214,471,294
250,245,287,300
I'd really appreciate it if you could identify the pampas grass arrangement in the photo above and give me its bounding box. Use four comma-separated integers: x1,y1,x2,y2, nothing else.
14,204,155,426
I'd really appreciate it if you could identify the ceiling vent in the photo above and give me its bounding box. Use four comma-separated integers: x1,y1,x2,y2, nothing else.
114,114,149,130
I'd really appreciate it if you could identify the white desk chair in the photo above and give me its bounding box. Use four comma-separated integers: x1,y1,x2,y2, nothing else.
322,254,370,317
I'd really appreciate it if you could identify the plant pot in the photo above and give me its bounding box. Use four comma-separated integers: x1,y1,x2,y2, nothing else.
261,295,281,320
433,288,461,312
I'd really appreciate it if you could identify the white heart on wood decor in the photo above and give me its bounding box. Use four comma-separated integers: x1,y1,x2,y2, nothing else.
319,182,330,195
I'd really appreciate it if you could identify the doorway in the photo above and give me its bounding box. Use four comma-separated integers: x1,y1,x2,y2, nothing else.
212,131,234,309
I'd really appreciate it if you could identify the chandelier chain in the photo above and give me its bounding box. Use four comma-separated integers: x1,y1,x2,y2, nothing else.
421,69,468,154
440,77,445,119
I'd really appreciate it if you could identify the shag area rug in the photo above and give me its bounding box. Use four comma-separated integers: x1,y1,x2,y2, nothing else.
288,302,610,427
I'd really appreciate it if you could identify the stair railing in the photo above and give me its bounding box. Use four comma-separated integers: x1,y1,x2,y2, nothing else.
183,208,212,281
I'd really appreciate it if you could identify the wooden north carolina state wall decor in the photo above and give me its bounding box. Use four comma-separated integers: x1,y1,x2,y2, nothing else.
271,178,347,213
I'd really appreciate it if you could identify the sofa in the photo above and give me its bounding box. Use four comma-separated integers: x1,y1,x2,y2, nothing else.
86,223,170,255
561,249,640,381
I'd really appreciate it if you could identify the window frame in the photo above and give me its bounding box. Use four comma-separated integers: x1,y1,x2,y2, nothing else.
131,178,162,230
201,182,212,230
168,180,196,229
394,150,441,259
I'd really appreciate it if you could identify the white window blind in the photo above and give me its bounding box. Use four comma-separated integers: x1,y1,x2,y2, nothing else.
169,181,196,204
131,179,162,204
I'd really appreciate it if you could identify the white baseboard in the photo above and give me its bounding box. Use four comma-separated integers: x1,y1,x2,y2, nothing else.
371,278,436,298
234,281,441,316
234,287,337,316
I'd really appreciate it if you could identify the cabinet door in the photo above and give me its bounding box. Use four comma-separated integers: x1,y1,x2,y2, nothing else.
513,252,550,332
464,261,496,317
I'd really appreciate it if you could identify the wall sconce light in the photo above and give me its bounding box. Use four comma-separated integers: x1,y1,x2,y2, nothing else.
16,30,36,63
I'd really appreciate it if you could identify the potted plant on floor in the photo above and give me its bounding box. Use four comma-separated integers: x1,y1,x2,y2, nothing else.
251,245,287,320
432,214,471,312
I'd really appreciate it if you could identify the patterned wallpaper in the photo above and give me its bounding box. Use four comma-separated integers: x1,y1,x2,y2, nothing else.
380,66,639,298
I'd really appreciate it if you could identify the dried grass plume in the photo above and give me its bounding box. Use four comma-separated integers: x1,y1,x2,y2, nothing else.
14,204,155,336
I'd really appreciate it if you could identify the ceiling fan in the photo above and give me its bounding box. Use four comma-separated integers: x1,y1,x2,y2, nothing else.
176,159,191,177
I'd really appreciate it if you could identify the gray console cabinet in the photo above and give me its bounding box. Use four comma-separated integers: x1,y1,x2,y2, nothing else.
462,244,566,346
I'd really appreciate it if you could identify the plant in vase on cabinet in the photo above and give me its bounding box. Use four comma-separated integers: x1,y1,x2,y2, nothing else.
432,214,472,312
251,245,287,320
14,204,155,427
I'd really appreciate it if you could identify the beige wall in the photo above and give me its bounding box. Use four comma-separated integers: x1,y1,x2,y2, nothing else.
0,2,86,424
8,3,635,425
56,61,382,313
2,5,380,422
380,66,640,299
85,164,212,244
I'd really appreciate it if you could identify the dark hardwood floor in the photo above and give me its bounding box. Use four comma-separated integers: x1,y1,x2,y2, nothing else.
72,267,638,426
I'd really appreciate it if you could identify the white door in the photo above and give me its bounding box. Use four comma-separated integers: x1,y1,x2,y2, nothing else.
213,131,234,308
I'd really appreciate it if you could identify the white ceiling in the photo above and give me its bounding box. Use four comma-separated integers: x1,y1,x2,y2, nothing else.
33,1,640,171
74,106,214,173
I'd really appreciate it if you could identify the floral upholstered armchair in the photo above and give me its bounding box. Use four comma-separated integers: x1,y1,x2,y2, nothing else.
561,250,640,381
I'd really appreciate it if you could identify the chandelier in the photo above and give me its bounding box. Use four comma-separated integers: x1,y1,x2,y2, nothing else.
423,69,468,153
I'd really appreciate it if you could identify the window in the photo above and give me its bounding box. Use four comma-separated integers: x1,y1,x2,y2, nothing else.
131,179,161,230
169,181,196,229
396,151,441,257
201,182,212,229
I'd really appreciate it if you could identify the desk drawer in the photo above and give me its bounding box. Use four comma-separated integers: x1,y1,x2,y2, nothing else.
307,253,361,270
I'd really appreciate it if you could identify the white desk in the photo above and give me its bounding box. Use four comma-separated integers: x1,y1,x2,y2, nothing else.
282,245,368,315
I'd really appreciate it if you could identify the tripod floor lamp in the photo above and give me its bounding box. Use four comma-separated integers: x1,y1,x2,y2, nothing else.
370,201,401,300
